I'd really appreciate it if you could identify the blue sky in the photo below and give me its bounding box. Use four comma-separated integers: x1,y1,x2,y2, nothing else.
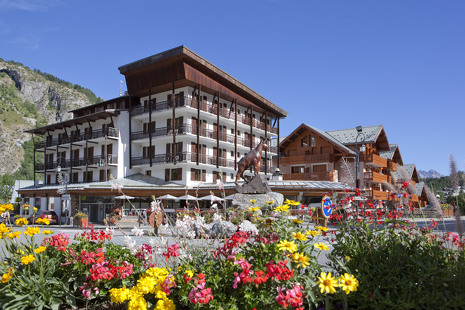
1,0,464,175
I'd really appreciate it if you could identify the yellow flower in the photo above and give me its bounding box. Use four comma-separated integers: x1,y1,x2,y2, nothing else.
155,297,175,310
248,207,260,212
317,272,338,294
109,287,130,304
291,232,308,241
15,218,28,226
34,246,47,254
33,207,37,212
284,199,301,206
0,223,11,234
345,256,351,262
338,273,359,294
289,252,310,268
35,218,50,225
306,230,321,237
185,270,194,278
274,205,290,213
7,231,21,239
265,200,274,205
1,271,13,283
24,227,40,236
42,230,53,235
314,243,330,250
315,226,329,232
128,294,147,310
249,199,257,205
21,255,35,265
293,219,303,224
277,240,298,253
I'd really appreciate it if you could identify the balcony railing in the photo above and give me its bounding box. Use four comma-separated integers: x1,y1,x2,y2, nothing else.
361,153,387,168
283,171,333,181
364,171,389,184
35,155,118,171
280,153,334,165
34,127,119,149
131,123,278,153
387,160,398,171
366,189,388,200
131,96,278,134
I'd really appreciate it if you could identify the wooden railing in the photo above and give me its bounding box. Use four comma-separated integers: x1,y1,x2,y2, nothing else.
387,161,398,171
366,189,388,200
283,171,333,181
364,171,389,183
362,153,387,168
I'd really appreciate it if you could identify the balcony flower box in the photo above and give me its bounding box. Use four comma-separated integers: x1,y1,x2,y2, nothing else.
73,212,89,227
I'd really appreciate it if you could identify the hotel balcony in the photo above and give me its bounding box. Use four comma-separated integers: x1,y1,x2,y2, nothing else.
131,124,278,153
283,171,334,181
361,153,387,168
364,171,390,184
34,155,118,172
131,152,273,173
387,160,398,171
131,96,278,134
34,127,119,150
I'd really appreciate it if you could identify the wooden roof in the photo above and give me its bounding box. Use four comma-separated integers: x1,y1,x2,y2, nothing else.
118,46,288,118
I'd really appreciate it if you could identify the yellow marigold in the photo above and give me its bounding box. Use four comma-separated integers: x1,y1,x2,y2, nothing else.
21,255,35,265
42,230,53,235
293,219,303,224
277,240,298,253
338,273,359,295
33,207,37,212
24,227,40,236
34,246,47,254
155,297,175,310
22,204,30,210
7,231,21,239
274,204,290,213
315,225,329,232
1,268,13,283
145,267,169,279
185,270,194,278
35,218,50,225
109,287,130,304
314,243,330,251
289,252,311,268
128,294,147,310
306,230,321,237
15,218,28,227
317,272,338,294
291,232,308,241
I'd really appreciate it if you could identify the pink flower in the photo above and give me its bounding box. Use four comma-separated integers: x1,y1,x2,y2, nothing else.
163,243,180,260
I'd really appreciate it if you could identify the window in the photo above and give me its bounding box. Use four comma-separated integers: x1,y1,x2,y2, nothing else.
310,135,316,147
171,168,182,181
301,136,308,147
291,166,305,174
191,168,202,181
231,151,234,157
146,170,151,176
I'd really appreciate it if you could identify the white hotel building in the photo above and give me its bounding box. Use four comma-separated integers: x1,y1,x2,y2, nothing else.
20,46,291,222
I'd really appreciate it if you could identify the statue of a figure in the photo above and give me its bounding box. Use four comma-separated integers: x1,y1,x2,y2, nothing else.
235,141,268,184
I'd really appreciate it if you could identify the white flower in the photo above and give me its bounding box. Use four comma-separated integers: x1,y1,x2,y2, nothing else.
212,212,222,222
124,235,136,251
151,200,162,212
216,179,224,190
105,227,115,237
131,227,144,237
110,180,123,192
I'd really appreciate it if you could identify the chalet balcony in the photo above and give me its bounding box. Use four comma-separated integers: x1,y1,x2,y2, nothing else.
280,153,334,165
34,155,118,172
366,189,388,201
283,171,334,181
364,171,390,184
34,127,119,150
361,153,387,168
131,96,278,134
410,194,419,203
387,160,398,171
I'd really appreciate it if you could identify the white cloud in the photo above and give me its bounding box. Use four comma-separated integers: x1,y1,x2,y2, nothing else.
0,0,67,11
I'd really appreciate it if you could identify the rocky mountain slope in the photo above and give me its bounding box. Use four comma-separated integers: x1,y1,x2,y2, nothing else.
0,58,102,176
418,169,443,179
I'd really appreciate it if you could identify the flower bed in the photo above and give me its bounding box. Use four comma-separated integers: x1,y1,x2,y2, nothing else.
1,193,464,310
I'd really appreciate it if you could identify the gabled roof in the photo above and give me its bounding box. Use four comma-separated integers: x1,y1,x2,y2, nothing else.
380,144,404,165
415,182,425,196
326,125,390,151
280,123,355,155
393,164,419,182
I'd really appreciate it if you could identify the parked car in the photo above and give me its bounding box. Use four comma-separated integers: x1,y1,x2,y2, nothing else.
27,210,59,225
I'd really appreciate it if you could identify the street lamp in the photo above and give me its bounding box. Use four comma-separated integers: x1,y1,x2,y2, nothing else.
354,126,366,216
